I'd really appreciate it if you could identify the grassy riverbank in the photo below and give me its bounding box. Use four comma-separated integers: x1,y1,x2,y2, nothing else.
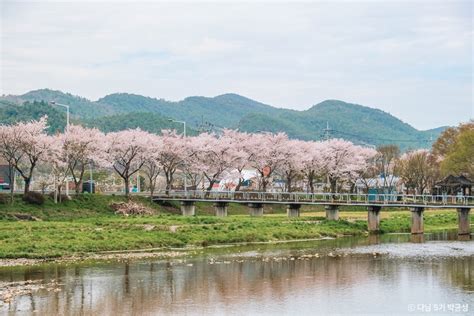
0,195,470,259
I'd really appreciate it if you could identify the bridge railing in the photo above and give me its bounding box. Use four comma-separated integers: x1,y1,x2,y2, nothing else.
154,190,474,206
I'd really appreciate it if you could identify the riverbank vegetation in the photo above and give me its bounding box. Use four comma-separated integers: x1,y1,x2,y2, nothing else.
0,195,469,259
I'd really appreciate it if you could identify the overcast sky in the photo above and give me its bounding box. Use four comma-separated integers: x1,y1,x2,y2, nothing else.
1,0,472,130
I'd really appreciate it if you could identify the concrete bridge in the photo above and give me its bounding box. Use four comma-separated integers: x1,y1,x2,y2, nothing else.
154,191,473,237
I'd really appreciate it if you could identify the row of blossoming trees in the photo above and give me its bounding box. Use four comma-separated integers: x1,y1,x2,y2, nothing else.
0,116,445,200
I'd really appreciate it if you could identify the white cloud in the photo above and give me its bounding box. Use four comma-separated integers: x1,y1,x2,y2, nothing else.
0,0,472,129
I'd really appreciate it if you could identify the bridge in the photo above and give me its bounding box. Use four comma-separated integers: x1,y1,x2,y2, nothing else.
154,191,473,237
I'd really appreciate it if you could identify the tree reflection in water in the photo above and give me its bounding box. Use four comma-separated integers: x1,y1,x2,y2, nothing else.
1,236,472,315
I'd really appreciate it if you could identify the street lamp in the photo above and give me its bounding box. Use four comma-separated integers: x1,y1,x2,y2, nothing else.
168,119,187,192
50,101,70,196
168,119,186,137
49,101,70,132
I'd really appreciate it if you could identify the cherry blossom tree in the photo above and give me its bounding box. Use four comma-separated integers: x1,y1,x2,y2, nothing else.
0,117,51,194
277,139,306,192
320,139,377,192
222,130,252,192
0,119,394,197
300,141,325,193
62,125,105,195
182,143,204,191
48,134,70,202
0,125,23,202
156,130,187,194
191,132,238,192
346,146,378,193
141,134,162,200
247,132,288,191
105,129,152,197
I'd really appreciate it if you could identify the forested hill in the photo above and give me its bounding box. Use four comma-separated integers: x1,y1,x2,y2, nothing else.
0,89,447,149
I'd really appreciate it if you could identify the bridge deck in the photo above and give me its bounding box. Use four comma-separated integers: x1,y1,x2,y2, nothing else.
154,191,474,209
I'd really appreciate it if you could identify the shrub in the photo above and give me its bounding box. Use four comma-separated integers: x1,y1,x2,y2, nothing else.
22,192,45,205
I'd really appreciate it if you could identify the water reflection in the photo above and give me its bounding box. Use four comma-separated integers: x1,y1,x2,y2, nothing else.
1,233,473,315
410,234,425,243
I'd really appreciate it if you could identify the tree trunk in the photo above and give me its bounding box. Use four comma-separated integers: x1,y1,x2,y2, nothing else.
235,178,243,192
75,179,82,195
71,165,86,195
54,184,58,204
349,183,356,194
330,178,337,193
58,185,62,203
124,176,130,198
148,174,156,201
23,177,31,194
165,172,173,195
149,184,155,201
8,164,14,204
206,180,215,193
261,178,267,192
286,175,292,192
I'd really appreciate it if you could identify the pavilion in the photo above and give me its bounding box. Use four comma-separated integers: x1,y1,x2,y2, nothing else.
433,175,473,196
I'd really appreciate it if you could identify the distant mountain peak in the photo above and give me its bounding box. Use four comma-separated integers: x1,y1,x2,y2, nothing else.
311,99,372,109
214,93,249,100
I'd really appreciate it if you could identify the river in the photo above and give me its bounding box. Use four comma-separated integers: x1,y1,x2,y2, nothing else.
1,232,473,315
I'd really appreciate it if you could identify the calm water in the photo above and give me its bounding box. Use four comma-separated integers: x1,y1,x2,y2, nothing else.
1,232,473,315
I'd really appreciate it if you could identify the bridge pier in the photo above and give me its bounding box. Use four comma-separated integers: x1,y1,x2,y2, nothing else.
367,206,382,233
325,205,339,221
180,201,195,216
248,203,264,217
214,202,228,217
287,204,301,217
457,208,471,236
410,207,424,234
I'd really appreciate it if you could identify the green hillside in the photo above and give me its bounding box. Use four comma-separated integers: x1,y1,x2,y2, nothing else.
97,92,276,127
0,89,447,149
0,101,196,136
0,101,67,133
239,100,442,149
85,112,198,135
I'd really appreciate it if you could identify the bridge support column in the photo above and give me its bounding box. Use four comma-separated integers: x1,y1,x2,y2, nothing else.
410,207,424,234
248,203,264,217
214,202,228,217
180,201,195,216
325,205,339,221
367,206,382,233
287,204,301,217
457,208,471,236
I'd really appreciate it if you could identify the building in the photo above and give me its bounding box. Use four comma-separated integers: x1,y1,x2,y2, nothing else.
433,175,473,196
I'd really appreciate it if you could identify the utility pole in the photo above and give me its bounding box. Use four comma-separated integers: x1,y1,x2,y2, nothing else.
324,121,331,192
89,162,93,193
50,101,70,196
168,119,187,192
324,121,331,140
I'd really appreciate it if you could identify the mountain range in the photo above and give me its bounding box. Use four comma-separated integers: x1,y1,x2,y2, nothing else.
0,89,447,149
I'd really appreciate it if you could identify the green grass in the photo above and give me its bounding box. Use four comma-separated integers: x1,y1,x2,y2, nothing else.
0,194,470,259
0,216,367,258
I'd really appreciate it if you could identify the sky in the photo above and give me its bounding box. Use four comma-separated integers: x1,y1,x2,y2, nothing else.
1,0,472,130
